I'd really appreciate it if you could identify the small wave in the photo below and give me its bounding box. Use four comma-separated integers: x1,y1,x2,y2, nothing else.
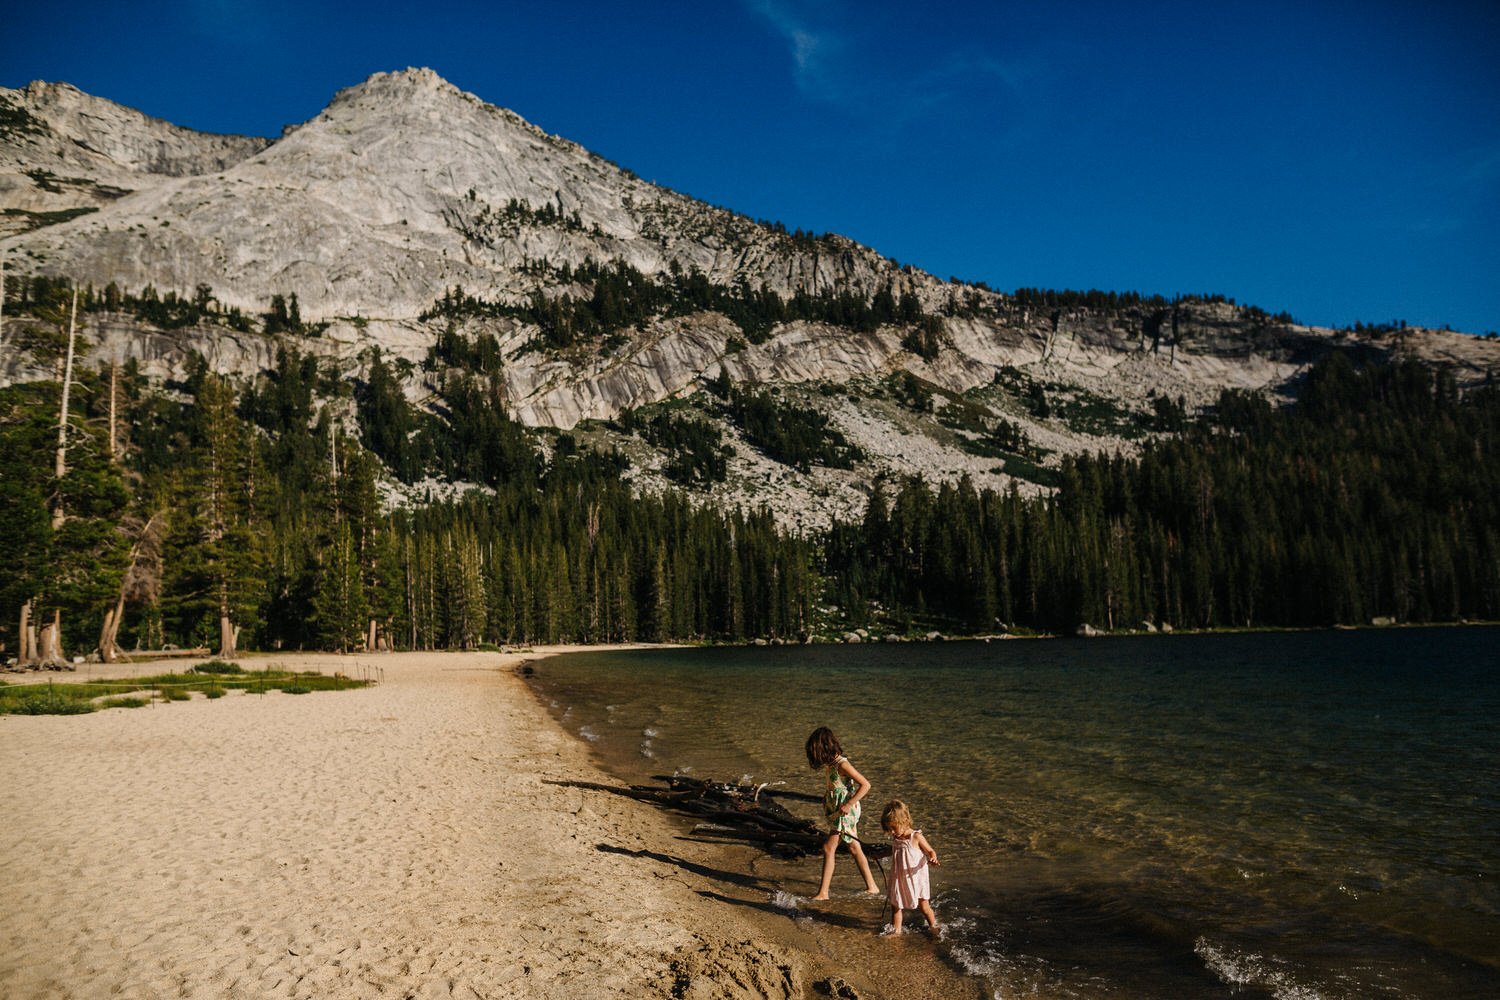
578,726,600,742
770,890,802,911
948,941,1005,979
643,727,659,738
639,747,655,758
1195,937,1323,1000
605,704,618,712
673,765,694,776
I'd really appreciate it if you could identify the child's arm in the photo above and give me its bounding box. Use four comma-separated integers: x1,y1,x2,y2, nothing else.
916,830,940,866
835,758,871,815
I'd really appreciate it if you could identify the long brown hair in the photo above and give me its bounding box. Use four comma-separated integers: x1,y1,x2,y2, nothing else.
805,726,842,769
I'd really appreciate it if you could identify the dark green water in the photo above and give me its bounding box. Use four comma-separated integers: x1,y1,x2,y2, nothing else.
532,629,1500,999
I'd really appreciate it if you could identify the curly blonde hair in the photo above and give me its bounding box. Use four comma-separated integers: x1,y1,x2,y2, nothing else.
880,799,913,836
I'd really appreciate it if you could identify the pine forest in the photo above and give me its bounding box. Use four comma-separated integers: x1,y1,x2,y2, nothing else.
3,280,1498,666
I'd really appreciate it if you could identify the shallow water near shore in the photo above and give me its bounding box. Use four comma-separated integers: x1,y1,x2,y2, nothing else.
534,628,1500,999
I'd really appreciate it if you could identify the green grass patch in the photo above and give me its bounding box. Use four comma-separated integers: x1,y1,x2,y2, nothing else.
100,696,150,710
189,659,243,674
0,669,370,716
0,681,100,714
5,687,98,715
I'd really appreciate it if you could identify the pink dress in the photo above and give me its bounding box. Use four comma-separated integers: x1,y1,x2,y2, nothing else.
887,831,930,910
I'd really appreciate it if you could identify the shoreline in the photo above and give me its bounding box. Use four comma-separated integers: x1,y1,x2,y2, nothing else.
521,650,987,1000
0,647,977,999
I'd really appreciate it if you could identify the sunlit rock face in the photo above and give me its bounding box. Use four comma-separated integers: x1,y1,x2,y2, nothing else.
4,69,1495,525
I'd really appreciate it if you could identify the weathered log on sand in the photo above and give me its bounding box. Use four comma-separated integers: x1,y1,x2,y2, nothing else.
122,647,212,661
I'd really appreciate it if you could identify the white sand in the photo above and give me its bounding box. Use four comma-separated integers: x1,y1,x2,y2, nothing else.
0,649,977,999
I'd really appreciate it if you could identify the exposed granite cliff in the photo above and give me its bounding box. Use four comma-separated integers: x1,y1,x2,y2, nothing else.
2,69,1495,526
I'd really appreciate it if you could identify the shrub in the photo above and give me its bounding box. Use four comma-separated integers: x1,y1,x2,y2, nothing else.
191,659,244,675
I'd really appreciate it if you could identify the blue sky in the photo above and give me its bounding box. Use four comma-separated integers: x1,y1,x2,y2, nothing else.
5,1,1498,333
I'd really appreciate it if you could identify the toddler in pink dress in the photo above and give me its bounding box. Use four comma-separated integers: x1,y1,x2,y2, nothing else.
879,799,941,935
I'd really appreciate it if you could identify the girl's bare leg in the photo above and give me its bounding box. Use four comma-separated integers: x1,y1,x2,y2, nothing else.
813,833,839,899
918,898,939,931
847,840,880,893
888,909,904,935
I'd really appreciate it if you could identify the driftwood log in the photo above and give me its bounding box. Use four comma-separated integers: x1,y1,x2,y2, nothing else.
548,774,892,861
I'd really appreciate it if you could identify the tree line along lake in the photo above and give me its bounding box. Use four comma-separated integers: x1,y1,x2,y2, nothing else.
532,627,1499,999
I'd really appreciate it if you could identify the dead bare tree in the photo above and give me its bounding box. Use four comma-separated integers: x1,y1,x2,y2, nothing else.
30,287,81,668
97,512,165,663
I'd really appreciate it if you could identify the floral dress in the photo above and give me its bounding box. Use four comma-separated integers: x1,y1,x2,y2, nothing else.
824,754,860,843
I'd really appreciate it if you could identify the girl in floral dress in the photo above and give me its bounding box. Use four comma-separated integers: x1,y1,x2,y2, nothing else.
805,726,880,900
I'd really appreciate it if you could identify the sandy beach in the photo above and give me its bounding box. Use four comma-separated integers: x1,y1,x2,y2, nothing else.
0,650,978,1000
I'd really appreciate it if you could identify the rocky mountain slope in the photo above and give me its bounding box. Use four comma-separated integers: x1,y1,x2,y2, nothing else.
3,69,1496,528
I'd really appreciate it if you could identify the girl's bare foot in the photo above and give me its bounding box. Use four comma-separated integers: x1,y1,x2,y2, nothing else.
812,893,830,901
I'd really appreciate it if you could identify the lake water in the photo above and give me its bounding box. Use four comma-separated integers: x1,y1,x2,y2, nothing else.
531,629,1500,999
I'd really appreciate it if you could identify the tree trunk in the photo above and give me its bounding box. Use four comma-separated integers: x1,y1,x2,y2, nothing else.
36,609,68,668
108,360,119,461
218,612,237,660
98,592,127,663
17,599,33,666
53,287,79,530
366,617,377,653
